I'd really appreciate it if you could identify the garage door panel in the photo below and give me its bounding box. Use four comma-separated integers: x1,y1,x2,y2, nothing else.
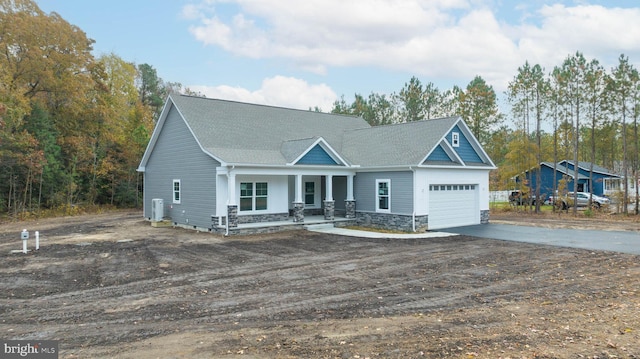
429,184,479,229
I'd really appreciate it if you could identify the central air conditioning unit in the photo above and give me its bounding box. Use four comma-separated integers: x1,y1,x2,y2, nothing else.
151,198,164,221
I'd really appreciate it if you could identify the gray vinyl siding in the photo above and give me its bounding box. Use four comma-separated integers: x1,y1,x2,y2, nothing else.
144,105,219,229
353,171,413,214
333,176,347,211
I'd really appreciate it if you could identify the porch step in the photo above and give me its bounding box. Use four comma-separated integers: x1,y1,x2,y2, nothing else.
304,223,335,230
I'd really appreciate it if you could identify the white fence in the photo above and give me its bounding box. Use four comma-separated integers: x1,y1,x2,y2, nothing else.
489,190,511,203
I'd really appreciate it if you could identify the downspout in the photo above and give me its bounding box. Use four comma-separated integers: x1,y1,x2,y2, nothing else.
225,200,229,236
410,166,416,232
225,165,235,236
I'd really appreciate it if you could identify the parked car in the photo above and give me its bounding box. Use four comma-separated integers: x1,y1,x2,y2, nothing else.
509,190,542,206
555,192,610,209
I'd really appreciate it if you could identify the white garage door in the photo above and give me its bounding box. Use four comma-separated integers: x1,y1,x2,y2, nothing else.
428,184,479,229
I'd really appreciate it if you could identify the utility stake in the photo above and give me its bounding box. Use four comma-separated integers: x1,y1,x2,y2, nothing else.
21,229,29,254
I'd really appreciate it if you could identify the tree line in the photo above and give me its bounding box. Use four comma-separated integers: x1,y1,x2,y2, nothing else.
331,75,502,146
0,0,198,218
2,0,639,218
331,53,640,215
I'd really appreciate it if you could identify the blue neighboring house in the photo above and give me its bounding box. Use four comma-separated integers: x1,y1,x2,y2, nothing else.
138,95,496,235
516,160,621,198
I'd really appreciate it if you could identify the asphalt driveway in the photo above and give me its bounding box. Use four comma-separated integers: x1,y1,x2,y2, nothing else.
445,223,640,255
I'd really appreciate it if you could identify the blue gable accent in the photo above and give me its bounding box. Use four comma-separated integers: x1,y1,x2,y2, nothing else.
297,145,338,165
450,125,483,163
426,144,452,162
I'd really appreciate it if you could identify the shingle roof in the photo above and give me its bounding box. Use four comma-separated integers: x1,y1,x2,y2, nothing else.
342,117,459,166
280,137,320,163
542,161,619,178
164,95,476,167
171,95,369,164
541,162,588,179
571,161,616,175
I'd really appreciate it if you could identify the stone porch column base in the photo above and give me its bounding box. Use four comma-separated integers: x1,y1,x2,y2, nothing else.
292,202,304,223
227,205,238,228
324,200,335,220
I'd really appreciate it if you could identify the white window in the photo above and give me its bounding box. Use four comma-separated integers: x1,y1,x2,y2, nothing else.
240,182,268,211
429,184,476,191
376,179,391,212
305,182,315,205
604,178,621,191
451,132,460,147
172,179,181,204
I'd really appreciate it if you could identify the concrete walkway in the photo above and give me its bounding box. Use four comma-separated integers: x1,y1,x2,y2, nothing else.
305,224,457,239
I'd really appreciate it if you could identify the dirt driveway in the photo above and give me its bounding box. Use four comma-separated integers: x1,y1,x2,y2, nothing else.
1,211,639,358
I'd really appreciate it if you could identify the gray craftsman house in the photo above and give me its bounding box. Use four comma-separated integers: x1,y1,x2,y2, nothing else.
138,95,495,235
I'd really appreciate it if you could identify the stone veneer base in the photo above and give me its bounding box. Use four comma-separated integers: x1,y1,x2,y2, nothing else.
355,212,429,232
480,209,490,224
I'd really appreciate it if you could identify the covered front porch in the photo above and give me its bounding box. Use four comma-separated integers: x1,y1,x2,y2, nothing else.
215,166,357,235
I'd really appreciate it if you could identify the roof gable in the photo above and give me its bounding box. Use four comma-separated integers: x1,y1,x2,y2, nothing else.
524,161,621,180
158,95,369,166
425,144,451,162
538,162,586,179
138,96,226,171
558,160,618,176
343,117,461,166
420,119,494,168
423,140,463,166
283,137,346,166
447,121,493,166
297,144,339,165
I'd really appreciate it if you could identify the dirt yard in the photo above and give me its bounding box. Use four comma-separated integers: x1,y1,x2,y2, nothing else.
1,210,639,358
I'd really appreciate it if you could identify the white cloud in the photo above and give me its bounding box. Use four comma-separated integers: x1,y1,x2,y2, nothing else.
184,0,478,70
515,4,640,68
183,1,640,93
190,76,337,111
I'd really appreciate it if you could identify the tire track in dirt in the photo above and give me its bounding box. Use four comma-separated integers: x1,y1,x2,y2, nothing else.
3,233,570,349
4,219,638,356
4,212,640,358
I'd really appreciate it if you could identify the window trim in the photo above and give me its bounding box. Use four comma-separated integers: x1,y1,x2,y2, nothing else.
239,181,268,212
451,132,460,147
172,179,181,204
304,181,315,206
255,182,268,210
376,179,391,213
239,182,254,211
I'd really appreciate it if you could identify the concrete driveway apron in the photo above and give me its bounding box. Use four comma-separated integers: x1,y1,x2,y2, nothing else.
445,223,640,255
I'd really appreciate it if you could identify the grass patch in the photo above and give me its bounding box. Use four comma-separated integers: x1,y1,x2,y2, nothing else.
491,202,555,213
0,205,127,224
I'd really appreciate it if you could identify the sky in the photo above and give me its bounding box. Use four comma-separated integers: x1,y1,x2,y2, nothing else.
35,0,640,114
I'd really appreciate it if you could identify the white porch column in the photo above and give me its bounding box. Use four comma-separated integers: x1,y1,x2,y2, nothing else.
228,172,237,205
294,174,303,203
346,174,354,200
344,174,356,219
226,171,238,228
324,175,335,220
325,175,333,201
293,174,304,222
